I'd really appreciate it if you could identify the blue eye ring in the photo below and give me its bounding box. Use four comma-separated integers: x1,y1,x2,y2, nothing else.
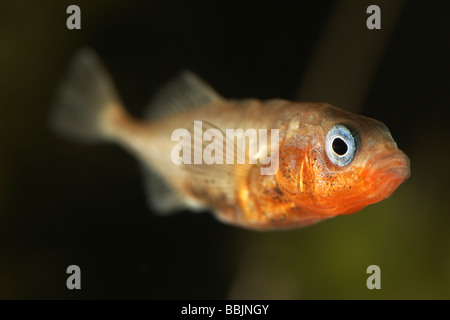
325,124,357,167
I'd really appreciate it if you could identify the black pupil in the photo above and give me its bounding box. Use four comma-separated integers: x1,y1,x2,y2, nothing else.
332,138,348,155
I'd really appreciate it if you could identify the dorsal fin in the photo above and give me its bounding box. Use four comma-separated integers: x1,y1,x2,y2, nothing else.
144,71,223,120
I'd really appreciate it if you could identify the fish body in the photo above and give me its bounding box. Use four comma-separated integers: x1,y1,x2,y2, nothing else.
51,49,410,230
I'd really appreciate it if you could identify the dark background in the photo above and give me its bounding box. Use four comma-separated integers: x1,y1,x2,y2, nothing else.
0,1,449,299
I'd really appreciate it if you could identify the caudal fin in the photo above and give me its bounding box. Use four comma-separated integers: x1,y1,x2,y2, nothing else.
50,48,123,143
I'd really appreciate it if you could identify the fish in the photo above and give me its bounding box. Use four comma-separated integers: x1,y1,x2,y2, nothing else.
51,48,410,230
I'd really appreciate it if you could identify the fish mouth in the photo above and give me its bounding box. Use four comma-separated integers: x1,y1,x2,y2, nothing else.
368,150,410,199
378,152,410,178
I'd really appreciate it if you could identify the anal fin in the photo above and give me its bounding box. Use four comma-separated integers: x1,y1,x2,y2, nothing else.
142,165,187,215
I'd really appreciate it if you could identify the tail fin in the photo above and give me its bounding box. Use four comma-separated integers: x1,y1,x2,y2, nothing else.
50,48,123,143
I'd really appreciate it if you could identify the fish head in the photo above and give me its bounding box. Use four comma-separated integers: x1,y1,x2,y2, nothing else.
277,103,410,217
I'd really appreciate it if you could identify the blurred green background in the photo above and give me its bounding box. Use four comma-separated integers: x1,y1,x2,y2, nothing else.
0,0,449,299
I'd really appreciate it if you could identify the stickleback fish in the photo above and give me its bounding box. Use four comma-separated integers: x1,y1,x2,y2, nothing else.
51,49,410,230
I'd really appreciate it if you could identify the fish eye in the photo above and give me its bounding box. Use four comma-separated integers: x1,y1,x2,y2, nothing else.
325,124,357,167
